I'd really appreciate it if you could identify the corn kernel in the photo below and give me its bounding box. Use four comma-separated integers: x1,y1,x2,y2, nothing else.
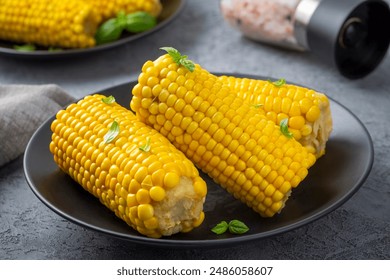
164,172,180,189
138,204,154,221
149,186,166,201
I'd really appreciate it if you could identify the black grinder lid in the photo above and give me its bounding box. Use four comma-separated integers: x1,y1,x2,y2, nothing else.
307,0,390,79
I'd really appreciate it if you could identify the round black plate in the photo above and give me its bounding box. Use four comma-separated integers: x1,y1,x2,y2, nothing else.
24,75,374,248
0,0,184,58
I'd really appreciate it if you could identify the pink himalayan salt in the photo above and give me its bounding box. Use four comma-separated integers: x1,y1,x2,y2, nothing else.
220,0,301,47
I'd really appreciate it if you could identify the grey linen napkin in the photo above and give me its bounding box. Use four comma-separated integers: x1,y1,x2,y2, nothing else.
0,84,75,167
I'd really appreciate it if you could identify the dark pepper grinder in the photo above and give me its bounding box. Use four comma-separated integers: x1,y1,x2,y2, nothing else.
300,0,390,79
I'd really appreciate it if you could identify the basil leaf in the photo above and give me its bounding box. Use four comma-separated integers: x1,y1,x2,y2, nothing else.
104,121,120,144
269,78,286,87
102,95,115,104
180,56,195,72
139,137,151,152
48,47,62,52
95,18,123,45
125,12,157,33
252,104,263,109
13,44,36,52
116,11,128,29
211,221,229,234
160,47,195,72
228,220,249,234
280,118,294,139
160,47,182,63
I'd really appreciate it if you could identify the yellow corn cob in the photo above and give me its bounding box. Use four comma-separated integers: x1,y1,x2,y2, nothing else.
0,0,99,48
130,48,317,218
49,94,206,238
86,0,162,23
218,76,333,158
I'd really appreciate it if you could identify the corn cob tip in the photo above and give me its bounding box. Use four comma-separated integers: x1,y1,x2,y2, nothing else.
218,75,333,158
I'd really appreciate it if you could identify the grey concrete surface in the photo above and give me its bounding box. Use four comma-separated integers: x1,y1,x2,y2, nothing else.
0,0,389,259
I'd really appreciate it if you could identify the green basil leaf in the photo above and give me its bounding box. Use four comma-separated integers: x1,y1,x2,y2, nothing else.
48,47,62,52
102,95,115,104
280,118,294,139
180,56,195,72
160,47,195,72
95,18,123,45
125,12,157,33
139,137,151,152
13,44,36,52
228,220,249,234
252,104,263,109
211,221,229,234
160,47,182,63
104,121,120,144
116,11,128,29
269,78,286,87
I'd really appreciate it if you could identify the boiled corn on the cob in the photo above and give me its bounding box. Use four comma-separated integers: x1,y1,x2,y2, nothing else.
218,76,333,158
87,0,162,23
130,48,317,217
49,94,206,238
0,0,162,49
0,0,99,48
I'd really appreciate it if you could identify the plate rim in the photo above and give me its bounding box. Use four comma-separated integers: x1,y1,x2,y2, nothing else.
23,74,374,248
0,0,186,59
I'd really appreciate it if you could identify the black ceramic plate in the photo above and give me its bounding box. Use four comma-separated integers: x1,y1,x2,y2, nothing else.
24,75,374,248
0,0,184,58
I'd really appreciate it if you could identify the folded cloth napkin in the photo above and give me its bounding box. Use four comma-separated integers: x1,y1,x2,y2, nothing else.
0,84,75,167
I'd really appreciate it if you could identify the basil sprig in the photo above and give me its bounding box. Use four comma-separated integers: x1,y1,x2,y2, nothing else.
125,12,157,33
104,121,120,144
13,44,62,52
160,47,195,72
228,220,250,234
13,44,36,52
211,220,249,235
252,104,263,109
48,47,62,52
280,118,294,139
269,78,286,87
211,221,229,235
102,95,116,104
139,137,151,152
95,11,157,45
95,18,124,45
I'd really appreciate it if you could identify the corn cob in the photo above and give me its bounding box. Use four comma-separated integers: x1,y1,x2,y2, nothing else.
86,0,162,23
218,76,333,158
49,94,206,238
0,0,99,49
130,48,317,218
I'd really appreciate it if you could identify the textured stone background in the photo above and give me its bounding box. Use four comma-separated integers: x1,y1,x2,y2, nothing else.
0,0,389,259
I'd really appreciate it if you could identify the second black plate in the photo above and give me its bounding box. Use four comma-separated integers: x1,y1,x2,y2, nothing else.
0,0,185,58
